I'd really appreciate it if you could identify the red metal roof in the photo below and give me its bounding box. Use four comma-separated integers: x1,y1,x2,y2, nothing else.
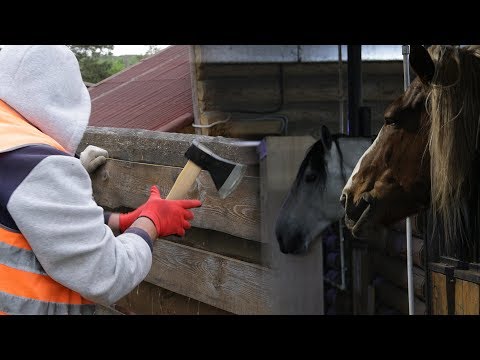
88,45,193,132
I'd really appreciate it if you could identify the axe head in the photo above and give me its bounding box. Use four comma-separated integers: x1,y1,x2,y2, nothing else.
185,139,247,199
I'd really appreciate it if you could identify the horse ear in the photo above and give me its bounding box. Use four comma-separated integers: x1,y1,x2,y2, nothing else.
409,45,435,85
321,125,332,150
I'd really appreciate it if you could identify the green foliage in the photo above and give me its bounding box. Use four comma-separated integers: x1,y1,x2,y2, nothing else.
108,58,125,76
68,45,113,59
67,45,114,83
68,45,146,84
145,45,162,56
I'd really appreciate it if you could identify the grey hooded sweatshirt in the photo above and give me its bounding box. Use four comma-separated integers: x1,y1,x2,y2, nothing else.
0,45,152,310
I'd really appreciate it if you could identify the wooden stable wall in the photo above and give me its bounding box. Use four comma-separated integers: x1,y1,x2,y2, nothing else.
352,215,427,315
79,127,271,314
191,45,404,137
430,261,480,315
260,136,324,314
80,129,326,314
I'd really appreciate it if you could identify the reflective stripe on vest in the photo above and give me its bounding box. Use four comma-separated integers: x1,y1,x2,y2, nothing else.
0,99,65,153
0,101,95,315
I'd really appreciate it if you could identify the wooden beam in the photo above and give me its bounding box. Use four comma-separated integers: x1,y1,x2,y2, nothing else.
206,118,285,139
385,231,425,269
374,278,426,315
260,136,324,314
91,159,260,242
372,252,425,300
351,244,373,315
455,279,480,315
431,272,449,315
198,78,281,113
94,304,124,315
163,227,263,265
79,127,259,177
115,281,230,315
189,46,203,136
145,239,272,315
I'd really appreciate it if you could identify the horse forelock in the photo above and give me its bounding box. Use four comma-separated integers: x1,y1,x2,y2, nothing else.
292,139,328,191
291,134,347,192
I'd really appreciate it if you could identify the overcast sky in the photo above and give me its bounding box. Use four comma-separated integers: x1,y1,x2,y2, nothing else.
112,45,170,56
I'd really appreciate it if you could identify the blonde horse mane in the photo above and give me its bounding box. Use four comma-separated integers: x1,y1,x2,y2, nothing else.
427,45,480,259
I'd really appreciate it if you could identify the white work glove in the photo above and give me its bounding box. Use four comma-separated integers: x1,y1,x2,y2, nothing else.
80,145,109,174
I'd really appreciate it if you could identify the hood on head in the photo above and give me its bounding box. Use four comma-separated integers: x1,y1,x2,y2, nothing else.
0,45,91,154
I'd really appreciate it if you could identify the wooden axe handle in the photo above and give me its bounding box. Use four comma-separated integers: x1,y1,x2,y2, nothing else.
166,160,202,200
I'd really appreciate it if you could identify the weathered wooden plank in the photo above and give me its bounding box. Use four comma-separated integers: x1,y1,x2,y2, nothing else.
284,62,404,76
115,281,230,315
198,62,403,80
198,76,401,110
367,284,376,315
198,78,281,113
431,272,449,315
163,227,263,265
284,75,403,103
372,252,425,300
351,244,373,315
455,279,464,315
145,239,272,315
189,46,204,136
91,159,260,242
385,231,425,269
454,268,480,284
94,304,124,315
197,63,281,80
260,136,324,314
206,119,285,139
324,287,352,315
189,103,387,138
374,277,426,315
196,45,299,63
454,279,479,315
461,280,480,315
78,127,259,177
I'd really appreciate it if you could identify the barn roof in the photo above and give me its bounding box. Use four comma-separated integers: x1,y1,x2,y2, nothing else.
88,45,193,132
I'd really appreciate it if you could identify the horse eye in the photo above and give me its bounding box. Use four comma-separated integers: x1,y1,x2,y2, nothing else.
305,173,317,183
385,117,397,126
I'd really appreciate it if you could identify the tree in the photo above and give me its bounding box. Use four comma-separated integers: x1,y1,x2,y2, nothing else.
145,45,164,56
68,45,114,84
68,45,113,59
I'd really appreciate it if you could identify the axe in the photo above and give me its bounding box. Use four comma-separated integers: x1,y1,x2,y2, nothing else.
166,139,246,200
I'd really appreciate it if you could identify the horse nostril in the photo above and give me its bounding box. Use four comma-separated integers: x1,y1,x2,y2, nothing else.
340,193,346,207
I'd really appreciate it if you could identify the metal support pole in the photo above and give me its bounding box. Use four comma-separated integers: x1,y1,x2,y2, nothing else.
338,45,345,134
402,44,415,315
347,45,362,136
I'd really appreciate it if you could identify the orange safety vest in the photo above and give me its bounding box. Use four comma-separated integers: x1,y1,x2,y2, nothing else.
0,100,95,315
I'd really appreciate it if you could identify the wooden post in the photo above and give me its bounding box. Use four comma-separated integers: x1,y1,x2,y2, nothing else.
260,136,324,314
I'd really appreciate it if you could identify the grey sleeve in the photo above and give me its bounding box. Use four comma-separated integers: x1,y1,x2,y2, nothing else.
7,155,152,306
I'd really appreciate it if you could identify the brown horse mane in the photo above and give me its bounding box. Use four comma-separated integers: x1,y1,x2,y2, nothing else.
426,45,480,259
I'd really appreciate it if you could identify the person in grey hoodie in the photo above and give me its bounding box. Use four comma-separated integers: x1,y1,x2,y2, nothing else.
0,45,201,315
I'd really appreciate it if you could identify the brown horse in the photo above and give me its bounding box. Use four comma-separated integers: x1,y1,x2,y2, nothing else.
341,45,480,261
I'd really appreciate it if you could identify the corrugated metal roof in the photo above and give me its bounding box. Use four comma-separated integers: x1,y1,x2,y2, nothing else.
88,45,193,132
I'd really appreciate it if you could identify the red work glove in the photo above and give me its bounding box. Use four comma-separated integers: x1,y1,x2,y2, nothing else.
139,185,202,237
119,204,146,233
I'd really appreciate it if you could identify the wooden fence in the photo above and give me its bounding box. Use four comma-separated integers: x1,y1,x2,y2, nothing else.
79,128,325,314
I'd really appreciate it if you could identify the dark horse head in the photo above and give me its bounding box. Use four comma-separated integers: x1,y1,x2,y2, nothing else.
275,125,371,254
341,45,480,261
